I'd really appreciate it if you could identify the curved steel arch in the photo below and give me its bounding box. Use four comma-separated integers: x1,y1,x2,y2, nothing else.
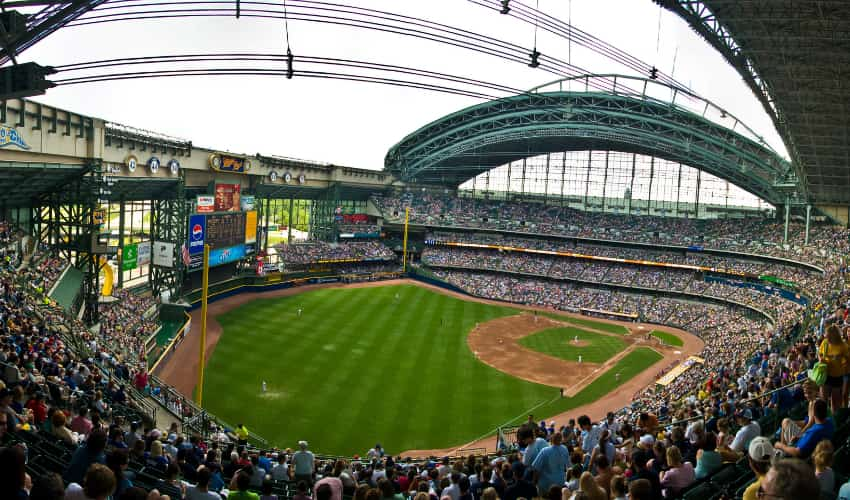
385,88,790,204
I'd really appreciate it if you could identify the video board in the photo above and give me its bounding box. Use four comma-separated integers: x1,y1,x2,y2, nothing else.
205,213,246,250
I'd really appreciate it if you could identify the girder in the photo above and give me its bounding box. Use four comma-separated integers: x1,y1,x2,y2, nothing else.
385,90,788,204
656,0,850,204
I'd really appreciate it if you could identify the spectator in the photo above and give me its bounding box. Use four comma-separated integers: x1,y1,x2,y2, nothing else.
186,466,221,500
229,470,259,500
627,479,654,500
65,429,108,485
65,463,116,500
573,471,605,500
628,450,661,500
774,399,834,459
813,440,835,495
757,459,820,500
29,472,65,500
106,448,133,497
658,445,694,498
0,445,30,500
818,324,849,412
729,409,760,454
742,437,773,500
610,475,627,500
694,431,722,480
293,441,315,486
531,432,570,496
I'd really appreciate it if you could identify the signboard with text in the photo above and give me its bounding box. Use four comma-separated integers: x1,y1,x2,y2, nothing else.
214,183,241,212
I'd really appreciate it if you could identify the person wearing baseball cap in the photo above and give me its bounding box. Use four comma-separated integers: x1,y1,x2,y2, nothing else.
730,408,760,454
742,436,773,500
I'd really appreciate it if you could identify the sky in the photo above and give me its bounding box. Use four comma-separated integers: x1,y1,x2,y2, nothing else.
22,0,787,171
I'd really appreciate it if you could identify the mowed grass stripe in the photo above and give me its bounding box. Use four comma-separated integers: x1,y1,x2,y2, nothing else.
203,285,655,455
650,330,684,347
519,327,627,364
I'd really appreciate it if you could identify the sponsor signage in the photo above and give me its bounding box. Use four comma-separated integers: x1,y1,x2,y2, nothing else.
241,195,255,211
0,125,30,149
214,183,241,212
188,214,206,255
196,195,214,213
137,241,151,266
188,243,248,271
209,153,251,174
245,210,257,244
153,241,175,268
122,243,138,271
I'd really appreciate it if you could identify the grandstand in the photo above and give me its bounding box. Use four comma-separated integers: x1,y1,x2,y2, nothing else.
0,1,848,500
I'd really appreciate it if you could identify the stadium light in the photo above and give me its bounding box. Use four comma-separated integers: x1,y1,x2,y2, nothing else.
0,62,57,99
528,49,540,68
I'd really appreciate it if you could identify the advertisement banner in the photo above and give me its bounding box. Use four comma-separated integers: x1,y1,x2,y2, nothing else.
188,214,206,255
342,213,369,224
122,243,138,271
214,183,241,212
196,195,215,213
241,195,255,211
245,210,257,244
153,241,175,268
188,244,247,271
137,241,151,266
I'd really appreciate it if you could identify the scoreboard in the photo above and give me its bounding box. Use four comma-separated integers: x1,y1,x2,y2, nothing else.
205,213,246,249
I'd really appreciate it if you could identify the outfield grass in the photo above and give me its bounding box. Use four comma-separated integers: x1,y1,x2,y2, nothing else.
540,312,630,335
650,330,684,347
204,284,556,455
203,284,663,455
519,327,626,363
507,347,664,425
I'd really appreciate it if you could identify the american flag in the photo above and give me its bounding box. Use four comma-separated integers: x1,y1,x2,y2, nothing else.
181,243,191,266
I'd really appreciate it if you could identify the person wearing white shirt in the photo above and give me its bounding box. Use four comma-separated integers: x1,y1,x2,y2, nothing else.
730,409,761,454
442,473,461,500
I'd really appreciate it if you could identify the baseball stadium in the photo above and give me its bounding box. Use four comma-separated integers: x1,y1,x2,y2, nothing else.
0,2,848,500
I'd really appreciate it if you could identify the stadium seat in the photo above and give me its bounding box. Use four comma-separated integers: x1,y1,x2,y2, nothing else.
681,481,719,500
835,445,850,475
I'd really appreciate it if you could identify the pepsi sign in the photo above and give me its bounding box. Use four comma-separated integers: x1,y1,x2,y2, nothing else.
188,214,206,255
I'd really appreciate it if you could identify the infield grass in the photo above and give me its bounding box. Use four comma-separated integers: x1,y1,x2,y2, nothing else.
507,347,663,425
202,284,662,455
650,330,684,347
519,327,626,363
540,312,630,335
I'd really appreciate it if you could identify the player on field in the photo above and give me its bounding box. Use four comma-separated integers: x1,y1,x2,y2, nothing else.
262,380,267,393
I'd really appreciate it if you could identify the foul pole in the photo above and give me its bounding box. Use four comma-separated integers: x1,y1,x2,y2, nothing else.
197,244,210,405
402,207,410,272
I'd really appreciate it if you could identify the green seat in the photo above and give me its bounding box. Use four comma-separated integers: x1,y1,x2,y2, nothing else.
682,482,718,500
835,445,850,475
735,478,757,500
710,464,742,486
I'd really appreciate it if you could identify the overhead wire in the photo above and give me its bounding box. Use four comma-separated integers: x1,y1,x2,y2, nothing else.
61,0,618,92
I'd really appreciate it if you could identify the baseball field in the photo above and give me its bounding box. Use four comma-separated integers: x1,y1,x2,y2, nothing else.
199,283,667,455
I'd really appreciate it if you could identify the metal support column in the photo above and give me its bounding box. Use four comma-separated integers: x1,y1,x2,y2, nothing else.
117,198,125,288
584,151,592,209
783,197,790,244
804,204,811,245
287,198,294,244
628,154,636,214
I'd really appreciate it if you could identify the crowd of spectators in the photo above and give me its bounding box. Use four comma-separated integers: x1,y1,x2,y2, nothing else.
373,193,850,266
3,196,850,500
275,241,395,266
96,289,160,367
421,245,805,324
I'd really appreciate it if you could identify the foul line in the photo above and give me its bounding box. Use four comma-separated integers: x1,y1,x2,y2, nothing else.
449,393,562,454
